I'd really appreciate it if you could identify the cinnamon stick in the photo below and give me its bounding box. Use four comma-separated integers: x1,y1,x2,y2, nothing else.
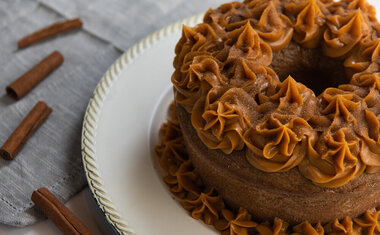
18,18,83,49
31,187,93,235
0,101,52,160
6,51,64,100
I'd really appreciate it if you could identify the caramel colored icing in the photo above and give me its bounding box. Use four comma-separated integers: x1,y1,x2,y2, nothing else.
244,113,316,172
248,1,294,51
172,0,380,187
323,9,370,58
192,87,256,154
285,0,328,48
155,106,380,234
215,208,258,234
183,188,223,225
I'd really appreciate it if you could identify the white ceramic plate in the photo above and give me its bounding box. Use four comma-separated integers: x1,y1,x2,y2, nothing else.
81,14,217,235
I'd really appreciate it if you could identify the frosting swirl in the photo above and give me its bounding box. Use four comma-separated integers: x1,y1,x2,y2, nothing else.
320,88,361,124
270,76,317,116
214,208,258,235
344,35,380,74
285,0,328,48
204,2,247,32
299,128,366,187
331,0,377,24
243,113,316,172
226,22,272,66
238,62,280,104
353,208,380,234
164,160,201,199
255,218,288,235
351,72,380,92
250,1,294,51
192,87,256,154
323,9,370,58
293,222,325,234
182,187,223,225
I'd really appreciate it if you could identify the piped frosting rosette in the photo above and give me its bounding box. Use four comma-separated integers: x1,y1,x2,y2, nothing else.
224,22,272,66
285,0,329,48
172,54,227,112
344,34,380,74
320,87,363,125
330,0,377,24
243,113,316,172
299,128,366,187
247,1,294,51
323,9,370,58
269,76,317,117
192,87,256,154
204,1,247,32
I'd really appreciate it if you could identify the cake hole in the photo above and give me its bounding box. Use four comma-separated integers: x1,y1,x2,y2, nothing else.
271,42,349,96
288,67,348,96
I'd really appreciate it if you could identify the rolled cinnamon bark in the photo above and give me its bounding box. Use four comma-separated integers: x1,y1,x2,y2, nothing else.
0,101,52,160
31,187,93,235
18,18,83,49
6,51,64,100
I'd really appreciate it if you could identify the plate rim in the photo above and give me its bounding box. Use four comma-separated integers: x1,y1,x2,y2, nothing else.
81,14,203,235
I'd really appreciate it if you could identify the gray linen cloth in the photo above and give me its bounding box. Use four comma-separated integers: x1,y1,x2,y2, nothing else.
0,0,222,227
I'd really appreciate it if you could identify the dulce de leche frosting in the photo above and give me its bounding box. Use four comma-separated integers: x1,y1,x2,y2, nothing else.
171,0,380,188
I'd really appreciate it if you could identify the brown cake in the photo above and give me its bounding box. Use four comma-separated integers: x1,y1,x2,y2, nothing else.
165,0,380,233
